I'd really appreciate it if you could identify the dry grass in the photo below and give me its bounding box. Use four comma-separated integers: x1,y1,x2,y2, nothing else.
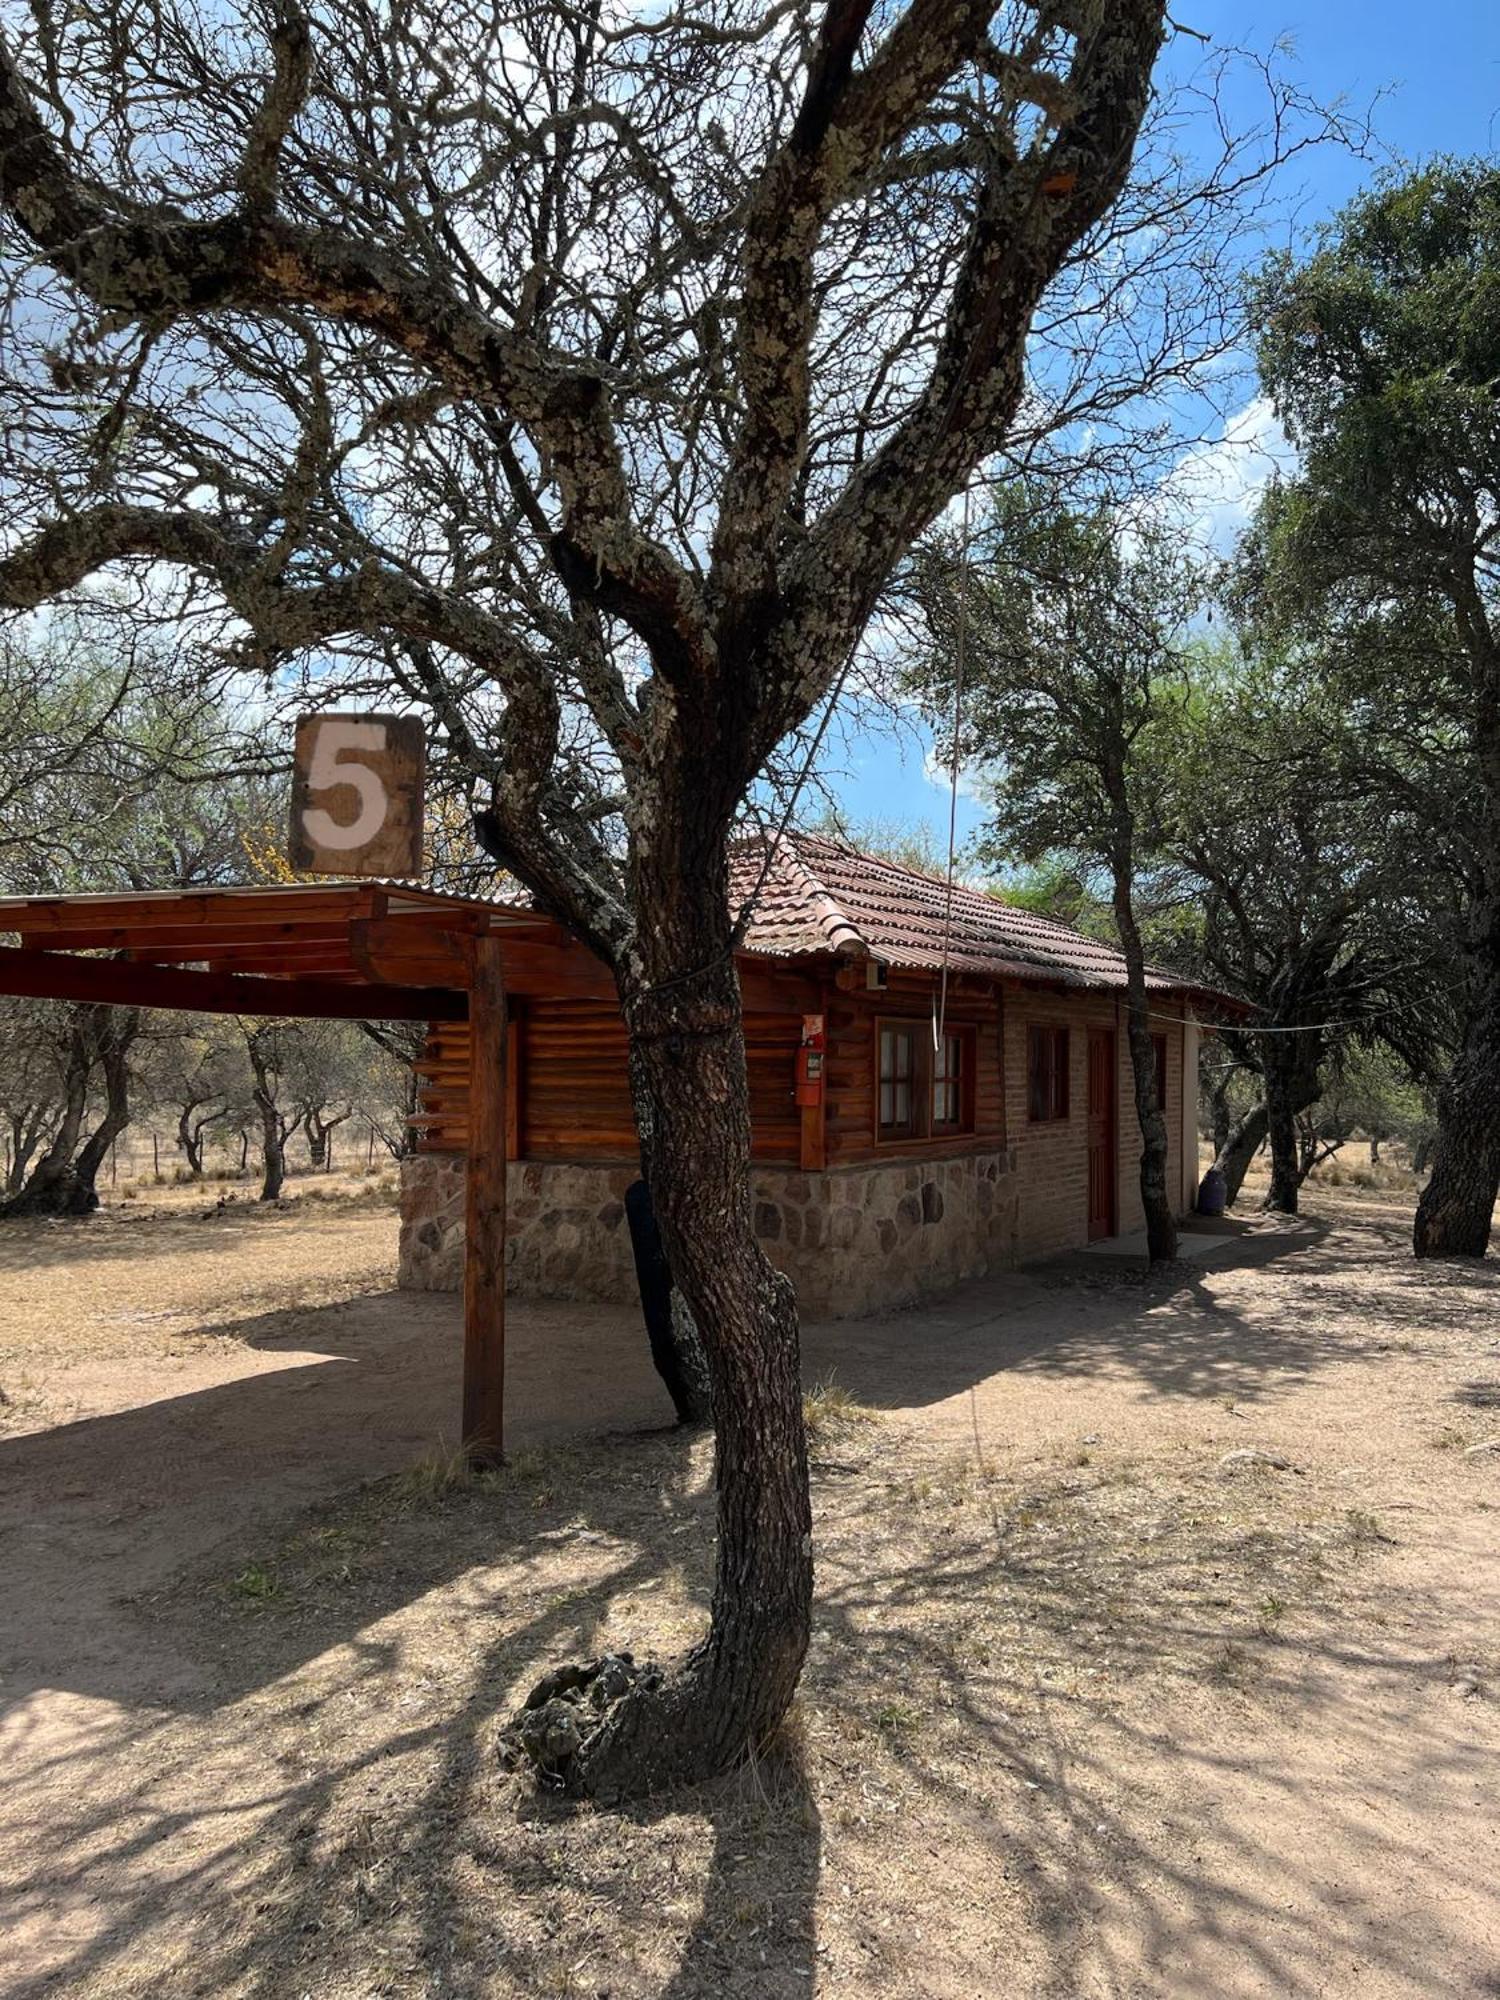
4,1185,1500,1998
83,1415,1393,2000
802,1374,880,1444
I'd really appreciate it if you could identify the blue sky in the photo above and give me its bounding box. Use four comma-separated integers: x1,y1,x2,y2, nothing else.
821,0,1500,860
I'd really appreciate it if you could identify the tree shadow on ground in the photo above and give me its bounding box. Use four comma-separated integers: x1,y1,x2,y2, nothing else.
795,1424,1500,1997
4,1205,1452,1722
2,1410,824,2000
801,1211,1368,1414
0,1280,677,1716
6,1198,1497,1996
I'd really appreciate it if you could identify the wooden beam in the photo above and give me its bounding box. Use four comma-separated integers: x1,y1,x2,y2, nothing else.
0,886,383,932
506,1010,522,1161
349,916,475,987
18,908,480,957
0,945,465,1021
487,939,616,999
10,920,357,954
462,934,507,1466
737,963,824,1012
128,941,359,971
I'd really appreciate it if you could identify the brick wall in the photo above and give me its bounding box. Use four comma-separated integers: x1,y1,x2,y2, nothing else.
1006,994,1186,1256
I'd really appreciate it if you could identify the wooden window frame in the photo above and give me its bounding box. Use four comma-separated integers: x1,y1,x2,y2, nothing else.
932,1027,969,1134
875,1016,977,1146
1027,1023,1071,1124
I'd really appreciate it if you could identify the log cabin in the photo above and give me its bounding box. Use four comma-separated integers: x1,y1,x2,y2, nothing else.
400,836,1231,1317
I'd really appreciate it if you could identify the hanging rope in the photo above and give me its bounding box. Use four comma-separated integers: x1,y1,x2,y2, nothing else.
933,481,971,1053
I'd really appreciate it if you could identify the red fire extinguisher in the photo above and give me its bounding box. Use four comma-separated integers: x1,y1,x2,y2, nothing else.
796,1013,825,1107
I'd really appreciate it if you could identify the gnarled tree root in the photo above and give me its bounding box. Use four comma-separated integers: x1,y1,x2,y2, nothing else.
498,1653,664,1798
498,1648,780,1803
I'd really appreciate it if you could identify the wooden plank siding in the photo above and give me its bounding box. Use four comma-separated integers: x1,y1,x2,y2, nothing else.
411,965,1191,1260
414,972,1012,1168
823,971,1006,1165
415,998,807,1164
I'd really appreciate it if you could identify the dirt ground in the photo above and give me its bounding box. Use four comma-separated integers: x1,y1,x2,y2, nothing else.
2,1170,1498,1999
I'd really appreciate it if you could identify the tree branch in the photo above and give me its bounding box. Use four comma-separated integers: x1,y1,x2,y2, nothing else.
238,2,314,212
0,37,711,680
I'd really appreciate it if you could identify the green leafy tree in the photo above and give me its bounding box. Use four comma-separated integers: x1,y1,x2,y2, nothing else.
911,481,1200,1262
1246,159,1500,1256
1157,635,1445,1211
1299,1044,1430,1175
0,626,283,1213
136,1018,245,1177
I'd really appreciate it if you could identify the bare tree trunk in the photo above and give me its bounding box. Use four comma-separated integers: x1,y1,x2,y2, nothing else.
244,1028,297,1201
177,1105,205,1175
557,954,809,1798
1260,1030,1324,1216
1208,1069,1235,1159
1215,1101,1268,1206
1263,1057,1302,1214
66,1009,139,1212
304,1106,351,1172
624,1056,715,1426
504,850,811,1800
256,1090,286,1202
1415,888,1500,1256
1109,825,1175,1262
5,1105,51,1194
0,1006,95,1217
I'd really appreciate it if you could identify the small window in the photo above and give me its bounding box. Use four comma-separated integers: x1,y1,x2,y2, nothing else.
933,1030,966,1130
877,1018,976,1142
1027,1025,1070,1123
1152,1033,1168,1113
879,1025,917,1137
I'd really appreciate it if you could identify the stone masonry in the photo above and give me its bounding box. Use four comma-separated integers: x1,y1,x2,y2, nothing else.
398,1148,1022,1318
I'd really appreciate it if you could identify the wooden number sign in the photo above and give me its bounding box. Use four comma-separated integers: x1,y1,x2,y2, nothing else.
289,713,425,877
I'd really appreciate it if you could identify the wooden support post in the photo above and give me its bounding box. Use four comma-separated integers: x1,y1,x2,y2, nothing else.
462,935,507,1465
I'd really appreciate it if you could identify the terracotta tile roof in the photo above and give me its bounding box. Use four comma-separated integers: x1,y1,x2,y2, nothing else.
729,833,1224,1001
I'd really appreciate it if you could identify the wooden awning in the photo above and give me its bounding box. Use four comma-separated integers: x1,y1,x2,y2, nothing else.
0,880,614,1018
0,879,610,1466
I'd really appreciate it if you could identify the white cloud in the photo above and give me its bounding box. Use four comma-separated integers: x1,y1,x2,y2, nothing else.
1160,395,1298,555
922,742,996,806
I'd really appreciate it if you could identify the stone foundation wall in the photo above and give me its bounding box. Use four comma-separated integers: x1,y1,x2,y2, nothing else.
398,1148,1022,1318
398,1157,639,1301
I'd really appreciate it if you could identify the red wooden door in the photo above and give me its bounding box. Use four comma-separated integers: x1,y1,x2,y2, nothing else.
1086,1029,1117,1241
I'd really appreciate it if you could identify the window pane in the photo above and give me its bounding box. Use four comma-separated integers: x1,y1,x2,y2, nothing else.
880,1024,921,1135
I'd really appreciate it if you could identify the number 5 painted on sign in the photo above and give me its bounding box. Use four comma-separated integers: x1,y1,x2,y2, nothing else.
289,713,425,878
